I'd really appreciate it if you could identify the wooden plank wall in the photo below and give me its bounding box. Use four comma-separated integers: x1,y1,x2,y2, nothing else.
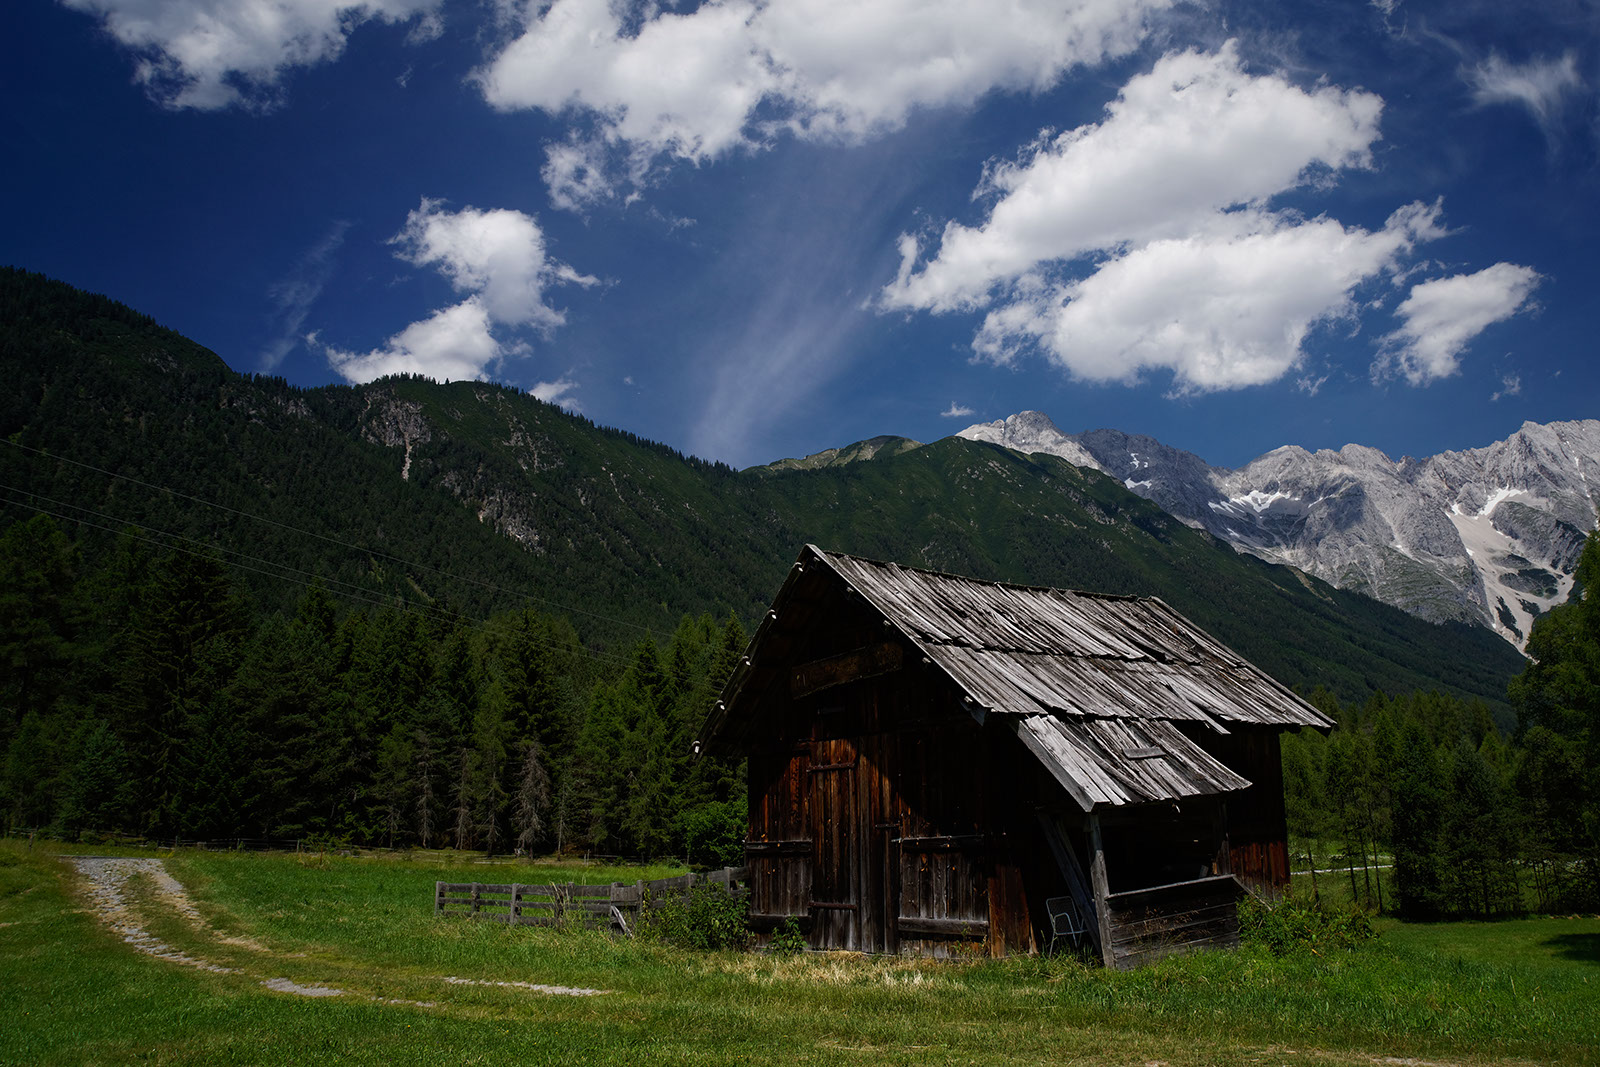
894,719,993,957
738,575,1301,964
1187,726,1292,894
741,593,1039,956
1102,873,1242,970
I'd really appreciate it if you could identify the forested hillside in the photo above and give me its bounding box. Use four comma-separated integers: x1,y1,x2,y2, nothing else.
0,268,1540,859
1286,531,1600,914
0,509,746,858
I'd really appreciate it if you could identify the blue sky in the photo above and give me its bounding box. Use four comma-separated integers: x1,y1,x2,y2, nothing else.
5,0,1597,469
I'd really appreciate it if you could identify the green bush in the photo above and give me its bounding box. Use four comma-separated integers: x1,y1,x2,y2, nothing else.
678,801,746,868
638,883,751,951
1239,894,1376,956
767,917,806,954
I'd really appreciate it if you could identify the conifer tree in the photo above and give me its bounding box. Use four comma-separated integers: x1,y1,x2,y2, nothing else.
413,730,438,849
451,748,478,850
54,717,131,836
373,725,414,849
1509,530,1600,906
513,739,551,858
1391,718,1448,918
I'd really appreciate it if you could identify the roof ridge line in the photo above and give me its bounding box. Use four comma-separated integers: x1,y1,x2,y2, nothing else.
807,543,1152,602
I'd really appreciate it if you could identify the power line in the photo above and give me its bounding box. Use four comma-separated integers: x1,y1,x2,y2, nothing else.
2,437,677,641
0,489,644,670
2,481,464,622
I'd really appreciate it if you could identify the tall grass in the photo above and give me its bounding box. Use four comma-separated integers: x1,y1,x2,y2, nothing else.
3,841,1596,1066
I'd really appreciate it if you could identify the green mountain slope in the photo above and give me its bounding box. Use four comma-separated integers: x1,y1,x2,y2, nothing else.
752,434,924,474
1,268,1526,712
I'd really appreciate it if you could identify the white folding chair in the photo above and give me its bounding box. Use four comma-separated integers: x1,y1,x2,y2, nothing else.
1045,895,1085,954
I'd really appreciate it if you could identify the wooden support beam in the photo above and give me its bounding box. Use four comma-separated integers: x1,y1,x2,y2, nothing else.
745,839,812,857
1035,812,1102,961
894,915,990,937
1088,813,1114,969
790,642,904,699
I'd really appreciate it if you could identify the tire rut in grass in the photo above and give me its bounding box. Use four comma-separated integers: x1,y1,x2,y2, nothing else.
67,857,603,1005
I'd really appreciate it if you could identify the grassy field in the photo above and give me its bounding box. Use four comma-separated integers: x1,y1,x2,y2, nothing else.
1,840,1596,1066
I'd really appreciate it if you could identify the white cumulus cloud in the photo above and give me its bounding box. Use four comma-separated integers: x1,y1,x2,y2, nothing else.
322,200,594,385
879,45,1450,393
477,0,1175,208
882,44,1385,312
530,377,582,410
322,298,501,383
1375,263,1542,385
974,205,1443,392
60,0,439,109
755,0,1172,140
392,199,596,328
940,402,975,418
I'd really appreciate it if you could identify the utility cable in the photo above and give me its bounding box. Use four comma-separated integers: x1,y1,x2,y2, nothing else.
0,489,643,670
2,438,677,640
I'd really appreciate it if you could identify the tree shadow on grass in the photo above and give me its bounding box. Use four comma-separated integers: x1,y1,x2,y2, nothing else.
1542,933,1600,964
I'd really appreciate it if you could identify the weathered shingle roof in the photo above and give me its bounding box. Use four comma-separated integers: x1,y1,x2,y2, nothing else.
1015,716,1251,810
821,548,1329,731
702,545,1333,810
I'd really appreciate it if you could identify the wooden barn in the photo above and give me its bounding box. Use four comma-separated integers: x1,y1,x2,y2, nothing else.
695,545,1333,968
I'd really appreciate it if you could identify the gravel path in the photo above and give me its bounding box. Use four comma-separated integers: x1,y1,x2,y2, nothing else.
69,857,239,975
67,856,601,1002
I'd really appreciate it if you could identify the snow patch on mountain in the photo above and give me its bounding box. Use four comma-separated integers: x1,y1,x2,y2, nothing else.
952,412,1600,648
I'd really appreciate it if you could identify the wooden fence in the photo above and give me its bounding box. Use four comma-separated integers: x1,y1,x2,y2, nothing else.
434,866,750,935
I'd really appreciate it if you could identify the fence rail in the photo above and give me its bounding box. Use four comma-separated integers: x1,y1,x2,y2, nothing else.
3,827,307,852
435,867,750,934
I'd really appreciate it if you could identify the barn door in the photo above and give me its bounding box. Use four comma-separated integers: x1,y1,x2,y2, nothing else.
808,737,861,950
745,747,813,935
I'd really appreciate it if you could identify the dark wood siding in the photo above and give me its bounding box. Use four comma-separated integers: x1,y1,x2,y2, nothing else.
725,549,1310,964
746,744,812,931
741,604,1040,955
1104,874,1243,970
894,720,993,956
1184,726,1292,893
810,736,861,949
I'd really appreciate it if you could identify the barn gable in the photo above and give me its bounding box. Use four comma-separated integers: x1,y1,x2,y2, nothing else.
698,545,1333,966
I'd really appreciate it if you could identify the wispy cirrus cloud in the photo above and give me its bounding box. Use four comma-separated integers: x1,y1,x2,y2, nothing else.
1491,373,1522,401
260,220,348,371
1465,51,1585,147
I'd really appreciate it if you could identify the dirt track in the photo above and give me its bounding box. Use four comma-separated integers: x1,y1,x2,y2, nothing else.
67,856,602,1003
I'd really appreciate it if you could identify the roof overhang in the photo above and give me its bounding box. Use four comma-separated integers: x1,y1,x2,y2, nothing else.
696,545,1335,780
1013,715,1251,812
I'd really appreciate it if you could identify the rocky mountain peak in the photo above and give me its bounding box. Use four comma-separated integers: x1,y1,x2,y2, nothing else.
953,413,1600,648
957,411,1103,472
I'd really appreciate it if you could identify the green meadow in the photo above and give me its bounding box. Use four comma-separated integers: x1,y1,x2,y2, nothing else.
1,840,1596,1066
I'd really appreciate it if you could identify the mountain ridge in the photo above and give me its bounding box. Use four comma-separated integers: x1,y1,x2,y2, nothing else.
955,411,1599,645
0,267,1528,716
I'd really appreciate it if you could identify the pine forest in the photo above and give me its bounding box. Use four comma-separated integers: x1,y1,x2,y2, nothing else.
3,267,1597,917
